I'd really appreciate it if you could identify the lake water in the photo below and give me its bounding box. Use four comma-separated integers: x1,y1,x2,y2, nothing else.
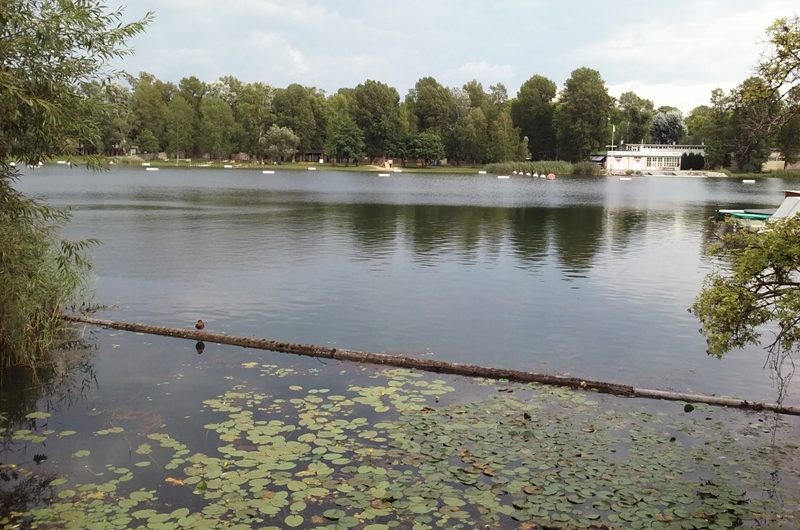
4,165,800,528
16,165,798,404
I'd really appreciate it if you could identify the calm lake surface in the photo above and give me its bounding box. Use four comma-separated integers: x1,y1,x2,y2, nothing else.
15,165,800,404
5,165,800,529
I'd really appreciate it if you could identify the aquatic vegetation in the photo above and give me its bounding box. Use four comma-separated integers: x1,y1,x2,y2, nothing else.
2,365,799,529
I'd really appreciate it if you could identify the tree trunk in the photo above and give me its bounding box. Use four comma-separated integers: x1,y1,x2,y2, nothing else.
62,315,800,416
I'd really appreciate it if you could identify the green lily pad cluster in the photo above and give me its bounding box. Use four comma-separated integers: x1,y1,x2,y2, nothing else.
2,367,799,529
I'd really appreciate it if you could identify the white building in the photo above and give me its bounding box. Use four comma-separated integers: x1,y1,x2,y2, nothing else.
603,143,706,173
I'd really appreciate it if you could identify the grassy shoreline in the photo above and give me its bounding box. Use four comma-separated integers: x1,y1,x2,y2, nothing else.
39,156,800,179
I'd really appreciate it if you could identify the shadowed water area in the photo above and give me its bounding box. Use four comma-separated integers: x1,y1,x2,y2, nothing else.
2,166,800,528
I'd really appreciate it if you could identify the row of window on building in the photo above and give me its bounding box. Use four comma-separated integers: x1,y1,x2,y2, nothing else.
646,156,680,169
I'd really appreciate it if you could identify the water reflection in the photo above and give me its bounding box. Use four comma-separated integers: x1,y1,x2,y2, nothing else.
12,168,800,403
0,350,96,430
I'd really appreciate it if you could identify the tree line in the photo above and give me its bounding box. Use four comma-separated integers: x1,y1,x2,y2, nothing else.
81,49,800,171
71,70,672,166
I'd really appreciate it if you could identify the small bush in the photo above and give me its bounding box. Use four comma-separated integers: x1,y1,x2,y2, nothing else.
571,162,602,176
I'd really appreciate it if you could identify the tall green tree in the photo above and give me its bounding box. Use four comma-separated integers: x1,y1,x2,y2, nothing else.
351,80,402,159
690,89,734,168
693,16,800,378
462,107,490,164
616,91,654,144
406,77,452,136
178,76,207,113
259,125,300,162
0,0,149,365
776,114,800,168
488,110,526,163
135,129,159,154
650,109,686,144
729,77,781,172
757,15,800,132
273,84,323,152
463,79,490,114
510,74,557,160
555,68,613,161
325,114,364,165
79,81,133,155
443,87,472,163
128,72,174,150
230,81,276,157
164,95,196,157
409,131,445,167
197,96,236,159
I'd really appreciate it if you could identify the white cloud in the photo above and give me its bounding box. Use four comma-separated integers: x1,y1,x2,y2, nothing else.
116,0,800,102
244,32,310,75
442,61,515,88
606,81,722,115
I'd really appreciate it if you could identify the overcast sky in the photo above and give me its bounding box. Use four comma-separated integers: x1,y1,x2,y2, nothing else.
116,0,798,113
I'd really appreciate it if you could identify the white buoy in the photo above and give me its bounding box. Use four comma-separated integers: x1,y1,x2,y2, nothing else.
742,179,756,183
141,162,150,166
308,167,317,171
478,170,487,174
262,170,275,174
145,167,159,171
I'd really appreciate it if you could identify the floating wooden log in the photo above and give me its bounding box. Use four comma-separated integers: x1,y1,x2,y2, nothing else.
63,315,800,416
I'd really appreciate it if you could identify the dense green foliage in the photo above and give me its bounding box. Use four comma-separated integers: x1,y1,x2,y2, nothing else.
693,218,800,362
686,15,800,171
554,68,614,161
0,172,94,367
650,109,686,145
0,0,149,365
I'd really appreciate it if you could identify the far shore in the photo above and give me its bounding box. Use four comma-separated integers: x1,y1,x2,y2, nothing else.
34,156,800,179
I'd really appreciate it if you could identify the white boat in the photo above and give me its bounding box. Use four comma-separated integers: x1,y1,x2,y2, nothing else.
478,170,487,174
223,164,233,169
141,162,150,166
497,175,510,179
742,179,756,184
262,170,275,174
717,190,800,230
378,173,390,177
56,160,67,165
619,177,632,181
308,167,317,171
145,167,159,171
393,169,402,173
